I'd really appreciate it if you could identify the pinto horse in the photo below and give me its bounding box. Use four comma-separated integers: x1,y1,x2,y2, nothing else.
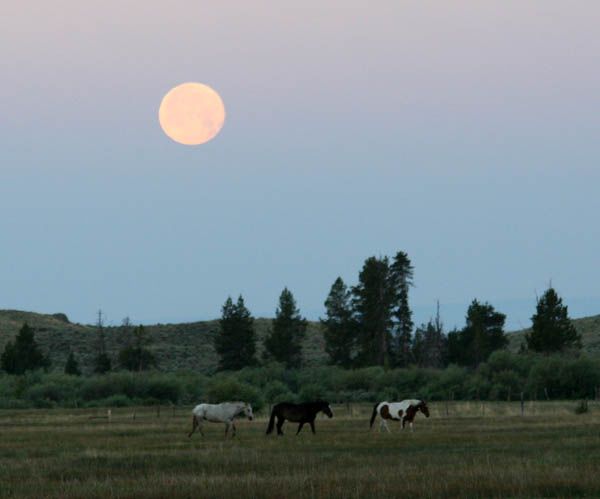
370,399,429,432
266,400,333,436
188,402,253,438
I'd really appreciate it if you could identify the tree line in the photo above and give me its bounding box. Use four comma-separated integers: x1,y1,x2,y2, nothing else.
214,250,582,371
0,249,585,376
0,313,157,376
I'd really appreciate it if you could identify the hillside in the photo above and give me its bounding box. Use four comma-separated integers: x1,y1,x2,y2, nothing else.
0,310,328,374
507,313,600,354
1,309,599,374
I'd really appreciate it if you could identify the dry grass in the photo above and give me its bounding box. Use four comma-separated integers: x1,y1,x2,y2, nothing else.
1,402,599,498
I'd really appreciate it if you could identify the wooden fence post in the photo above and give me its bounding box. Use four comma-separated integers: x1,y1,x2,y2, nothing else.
520,392,524,416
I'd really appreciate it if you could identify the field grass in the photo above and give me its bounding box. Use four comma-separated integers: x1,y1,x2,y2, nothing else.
1,402,599,498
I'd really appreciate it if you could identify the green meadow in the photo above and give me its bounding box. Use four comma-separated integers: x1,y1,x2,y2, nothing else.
1,402,599,498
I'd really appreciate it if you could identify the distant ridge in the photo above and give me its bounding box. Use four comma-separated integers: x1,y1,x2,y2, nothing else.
506,313,600,354
0,309,327,374
1,309,599,374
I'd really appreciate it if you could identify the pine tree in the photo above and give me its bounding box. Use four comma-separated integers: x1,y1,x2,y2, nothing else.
526,287,581,353
322,277,356,367
0,323,50,374
215,295,256,370
118,325,157,371
413,305,447,369
390,251,414,367
447,300,507,367
64,351,82,376
352,256,395,367
93,310,111,374
264,288,307,368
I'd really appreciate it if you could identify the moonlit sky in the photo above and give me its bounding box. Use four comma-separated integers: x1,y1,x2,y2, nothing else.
1,1,599,330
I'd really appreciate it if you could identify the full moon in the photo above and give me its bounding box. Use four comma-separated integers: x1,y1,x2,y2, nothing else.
158,82,225,145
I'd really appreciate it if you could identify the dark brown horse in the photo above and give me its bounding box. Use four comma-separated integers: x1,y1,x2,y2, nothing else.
266,400,333,435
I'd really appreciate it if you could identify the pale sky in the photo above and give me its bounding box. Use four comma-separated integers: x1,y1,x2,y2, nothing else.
1,1,599,329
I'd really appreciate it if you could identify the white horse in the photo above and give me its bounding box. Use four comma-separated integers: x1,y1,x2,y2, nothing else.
369,399,430,433
188,402,254,438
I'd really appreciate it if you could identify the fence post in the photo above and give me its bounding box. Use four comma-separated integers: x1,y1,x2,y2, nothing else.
520,392,524,416
445,394,450,417
544,387,549,401
107,409,112,423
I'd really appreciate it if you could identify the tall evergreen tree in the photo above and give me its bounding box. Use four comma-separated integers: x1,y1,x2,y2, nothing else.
0,323,50,374
352,256,395,367
322,277,356,367
447,300,507,367
264,288,307,368
215,295,256,370
64,351,82,376
413,302,447,368
526,287,581,353
118,325,157,371
93,310,111,374
390,251,414,366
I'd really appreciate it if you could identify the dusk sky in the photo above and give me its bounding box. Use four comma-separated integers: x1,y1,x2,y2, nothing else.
1,1,599,329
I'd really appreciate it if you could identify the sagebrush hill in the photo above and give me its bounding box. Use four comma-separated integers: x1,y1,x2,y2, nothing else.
1,309,599,374
0,310,327,374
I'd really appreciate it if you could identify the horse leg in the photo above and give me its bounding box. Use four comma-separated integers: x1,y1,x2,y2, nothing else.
296,422,305,435
409,421,414,432
309,420,316,434
232,422,237,437
188,415,198,438
383,420,391,433
276,416,285,436
224,422,230,437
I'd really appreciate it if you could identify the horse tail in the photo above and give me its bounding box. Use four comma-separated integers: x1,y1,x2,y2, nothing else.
369,402,380,429
266,406,277,435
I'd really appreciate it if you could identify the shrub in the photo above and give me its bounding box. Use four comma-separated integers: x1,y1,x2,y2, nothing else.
86,394,133,408
263,380,295,403
559,358,600,399
574,399,589,415
424,365,468,400
145,375,181,403
24,373,82,406
206,377,264,412
173,371,209,404
298,383,327,402
527,356,565,399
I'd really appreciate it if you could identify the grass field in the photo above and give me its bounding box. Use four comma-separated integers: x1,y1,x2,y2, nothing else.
1,402,599,498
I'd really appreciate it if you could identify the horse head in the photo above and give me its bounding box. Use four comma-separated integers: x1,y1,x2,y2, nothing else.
243,403,254,420
419,400,430,417
318,400,333,418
